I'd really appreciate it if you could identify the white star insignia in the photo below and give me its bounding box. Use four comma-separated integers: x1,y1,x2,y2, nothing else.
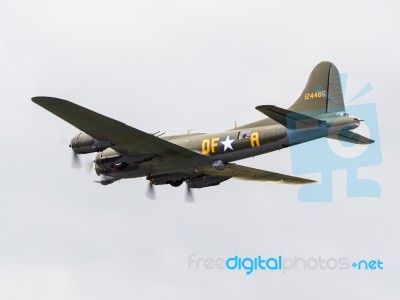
221,135,234,151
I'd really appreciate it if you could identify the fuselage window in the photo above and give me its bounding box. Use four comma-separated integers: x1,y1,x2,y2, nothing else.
238,130,251,139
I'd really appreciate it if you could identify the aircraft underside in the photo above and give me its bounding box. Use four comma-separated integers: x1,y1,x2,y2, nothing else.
32,61,373,196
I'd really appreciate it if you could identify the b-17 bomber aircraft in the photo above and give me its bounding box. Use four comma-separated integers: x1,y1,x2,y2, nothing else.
32,62,373,199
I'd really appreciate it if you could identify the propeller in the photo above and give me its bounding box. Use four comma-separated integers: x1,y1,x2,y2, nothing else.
71,150,95,173
63,132,82,169
185,185,195,203
71,151,82,169
86,160,95,174
71,153,96,176
146,182,156,200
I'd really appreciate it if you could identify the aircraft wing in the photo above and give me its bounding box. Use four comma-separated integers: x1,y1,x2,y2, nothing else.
32,97,207,168
205,163,316,184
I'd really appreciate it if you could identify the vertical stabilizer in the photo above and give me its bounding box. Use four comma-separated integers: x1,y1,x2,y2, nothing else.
289,61,345,116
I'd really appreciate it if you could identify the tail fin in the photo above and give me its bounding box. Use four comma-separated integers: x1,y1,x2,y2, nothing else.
289,61,345,116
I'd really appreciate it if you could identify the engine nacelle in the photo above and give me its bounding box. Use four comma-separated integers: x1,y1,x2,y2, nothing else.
95,148,124,172
95,148,152,173
70,132,112,154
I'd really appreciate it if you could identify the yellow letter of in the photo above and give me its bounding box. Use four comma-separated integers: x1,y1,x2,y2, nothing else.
211,137,220,153
251,132,260,147
202,139,210,154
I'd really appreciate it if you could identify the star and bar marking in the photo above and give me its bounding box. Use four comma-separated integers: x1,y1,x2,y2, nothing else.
201,132,260,154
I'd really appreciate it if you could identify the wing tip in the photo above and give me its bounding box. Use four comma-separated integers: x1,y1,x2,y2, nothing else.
32,96,56,100
31,96,71,108
31,96,41,103
285,179,317,185
304,179,317,184
31,96,53,105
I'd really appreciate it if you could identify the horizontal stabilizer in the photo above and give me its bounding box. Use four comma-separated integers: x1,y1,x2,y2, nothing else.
256,105,324,129
328,131,374,144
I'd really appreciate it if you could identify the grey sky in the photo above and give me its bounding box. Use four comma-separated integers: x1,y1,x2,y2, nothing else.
1,0,399,299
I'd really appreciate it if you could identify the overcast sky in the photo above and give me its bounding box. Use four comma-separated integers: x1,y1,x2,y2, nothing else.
1,0,399,299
